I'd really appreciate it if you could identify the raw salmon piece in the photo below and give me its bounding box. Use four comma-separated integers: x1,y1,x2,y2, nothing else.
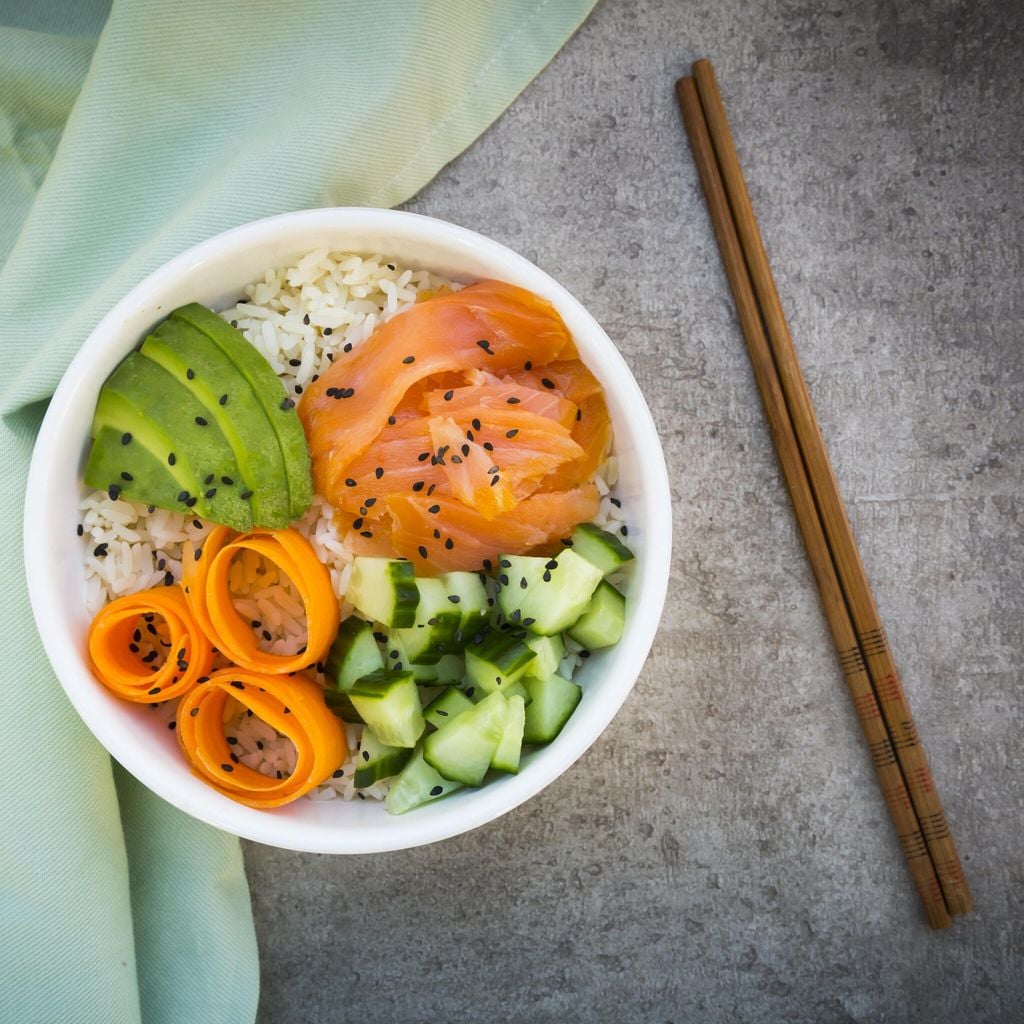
428,416,517,520
424,370,578,428
505,359,604,406
299,281,574,504
387,485,600,574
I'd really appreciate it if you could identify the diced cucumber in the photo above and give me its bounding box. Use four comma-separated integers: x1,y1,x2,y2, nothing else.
385,632,439,683
522,674,582,744
348,670,425,748
567,580,626,650
441,571,490,646
500,679,530,703
571,521,634,576
491,695,525,774
323,689,364,724
326,616,383,692
385,750,462,815
464,630,536,695
524,634,565,678
423,687,475,729
394,578,460,664
423,691,509,786
433,654,465,685
497,549,603,636
353,728,412,788
347,557,419,627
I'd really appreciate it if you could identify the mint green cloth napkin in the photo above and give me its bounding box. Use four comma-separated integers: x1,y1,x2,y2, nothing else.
0,2,595,1021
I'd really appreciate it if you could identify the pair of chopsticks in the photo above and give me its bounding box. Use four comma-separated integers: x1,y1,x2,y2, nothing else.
676,60,972,929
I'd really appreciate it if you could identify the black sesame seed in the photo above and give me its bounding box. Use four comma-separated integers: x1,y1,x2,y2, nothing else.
195,416,208,426
365,497,377,507
487,465,499,475
343,342,353,353
332,768,343,778
402,355,415,364
433,529,441,539
120,432,132,445
240,489,254,500
189,707,199,717
194,548,202,561
221,476,234,486
482,558,492,571
230,681,245,690
387,263,396,270
221,763,234,773
288,358,302,367
107,484,121,501
610,497,622,508
204,488,217,499
500,558,511,568
157,558,166,570
186,368,195,380
353,517,364,530
262,629,272,641
505,429,519,439
576,408,583,421
476,339,492,353
448,594,461,604
489,476,500,487
507,396,520,404
164,571,174,586
129,643,140,653
428,504,440,514
445,538,454,550
541,377,556,389
543,570,552,582
443,390,454,401
580,650,592,659
77,523,84,537
93,543,109,558
561,538,574,547
142,651,159,663
168,452,176,466
545,559,558,570
461,444,470,456
388,415,397,426
483,442,494,451
499,573,509,586
418,545,428,559
184,497,197,508
429,785,444,797
437,709,449,717
204,473,215,485
620,525,628,536
148,687,161,696
280,398,295,411
427,484,436,496
133,629,141,642
375,467,384,479
465,687,475,698
412,481,425,492
303,313,310,325
120,471,134,482
323,327,333,336
360,530,374,538
522,617,536,627
524,360,533,371
520,576,529,589
177,490,190,503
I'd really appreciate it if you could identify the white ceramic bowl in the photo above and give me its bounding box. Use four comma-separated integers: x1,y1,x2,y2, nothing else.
24,208,671,853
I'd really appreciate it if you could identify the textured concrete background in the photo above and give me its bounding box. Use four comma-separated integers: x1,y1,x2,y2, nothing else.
246,1,1023,1020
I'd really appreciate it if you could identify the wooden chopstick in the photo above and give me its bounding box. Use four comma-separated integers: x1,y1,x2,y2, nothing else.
676,69,969,927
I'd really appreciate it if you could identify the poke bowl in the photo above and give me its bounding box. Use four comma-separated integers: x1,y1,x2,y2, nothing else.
24,208,672,854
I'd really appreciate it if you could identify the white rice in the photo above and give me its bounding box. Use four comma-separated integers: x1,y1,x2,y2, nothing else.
78,251,629,803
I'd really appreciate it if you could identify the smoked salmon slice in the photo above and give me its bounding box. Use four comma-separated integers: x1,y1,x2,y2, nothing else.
297,279,613,573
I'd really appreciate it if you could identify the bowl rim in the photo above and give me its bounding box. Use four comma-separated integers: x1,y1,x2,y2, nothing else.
23,207,672,853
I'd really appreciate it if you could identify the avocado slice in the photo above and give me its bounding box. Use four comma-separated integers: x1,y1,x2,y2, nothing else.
141,317,290,528
169,303,312,520
84,425,186,512
89,352,253,529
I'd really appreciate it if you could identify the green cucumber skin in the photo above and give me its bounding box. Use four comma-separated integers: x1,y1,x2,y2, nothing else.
348,670,425,749
570,522,635,575
326,617,383,692
348,558,420,628
464,630,537,695
496,549,603,636
423,687,475,729
353,730,412,788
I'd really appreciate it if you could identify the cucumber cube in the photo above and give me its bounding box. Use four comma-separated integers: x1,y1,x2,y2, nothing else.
394,578,461,664
385,751,462,815
464,630,536,695
326,616,383,692
440,570,490,646
423,691,509,786
491,695,526,774
522,674,582,744
496,549,603,636
347,557,419,627
567,580,626,650
348,670,425,748
524,634,565,678
423,687,474,729
353,728,411,788
570,522,634,576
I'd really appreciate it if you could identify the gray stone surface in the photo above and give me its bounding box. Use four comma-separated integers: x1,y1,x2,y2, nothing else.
246,1,1023,1020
